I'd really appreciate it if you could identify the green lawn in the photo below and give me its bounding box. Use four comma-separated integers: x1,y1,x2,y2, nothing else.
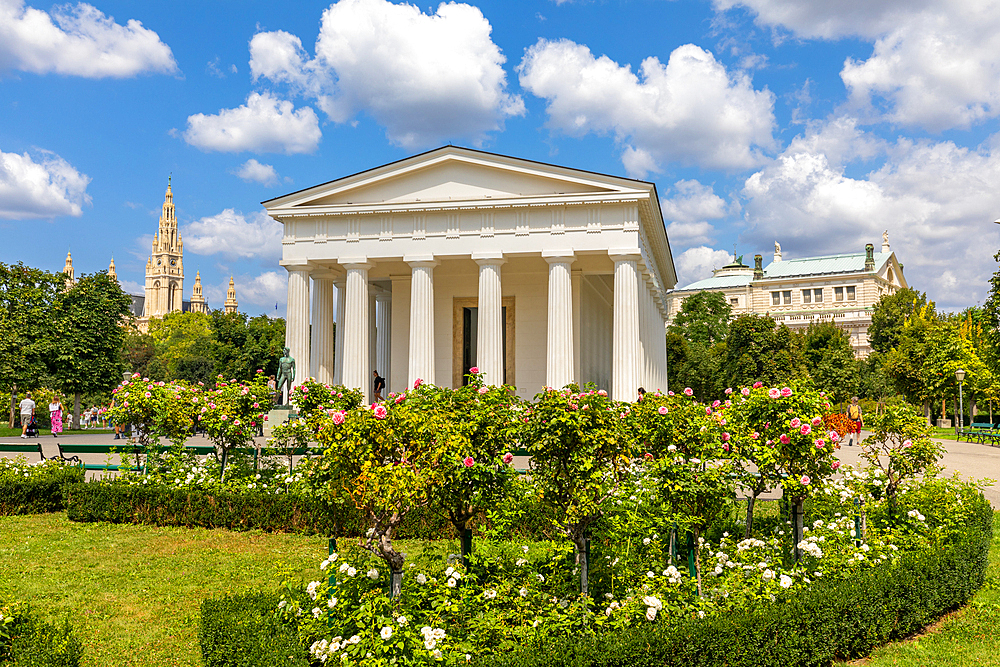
0,426,114,437
841,512,1000,667
1,512,997,667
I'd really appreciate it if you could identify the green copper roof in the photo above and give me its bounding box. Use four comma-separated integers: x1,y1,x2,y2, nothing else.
674,251,891,292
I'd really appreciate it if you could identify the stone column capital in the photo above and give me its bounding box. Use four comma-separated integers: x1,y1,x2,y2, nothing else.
608,249,642,263
472,251,506,266
542,250,575,264
375,293,392,304
339,257,374,271
404,254,439,269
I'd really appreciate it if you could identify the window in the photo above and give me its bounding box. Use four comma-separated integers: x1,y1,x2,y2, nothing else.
730,297,739,307
782,291,791,305
847,285,856,301
835,286,844,302
802,289,811,304
772,291,781,306
814,289,823,303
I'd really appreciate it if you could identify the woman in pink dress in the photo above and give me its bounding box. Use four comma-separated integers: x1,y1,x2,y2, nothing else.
49,397,64,437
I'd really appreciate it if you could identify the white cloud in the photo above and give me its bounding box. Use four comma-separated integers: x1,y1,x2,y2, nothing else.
181,92,321,154
714,0,1000,132
662,180,732,224
517,40,776,176
0,0,177,77
674,246,734,287
205,271,287,315
249,0,524,148
233,159,281,187
182,209,283,261
738,119,1000,309
0,148,91,219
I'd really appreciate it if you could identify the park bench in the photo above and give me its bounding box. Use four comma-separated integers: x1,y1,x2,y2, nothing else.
962,422,1000,445
56,442,145,473
0,441,46,462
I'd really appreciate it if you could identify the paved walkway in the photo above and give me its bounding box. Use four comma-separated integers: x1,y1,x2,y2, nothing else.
3,430,998,507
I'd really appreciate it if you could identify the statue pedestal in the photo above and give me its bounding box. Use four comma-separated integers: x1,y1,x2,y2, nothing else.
264,406,296,437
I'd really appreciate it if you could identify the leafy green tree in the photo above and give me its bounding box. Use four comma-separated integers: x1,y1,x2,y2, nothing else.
869,287,933,355
124,332,156,379
0,263,61,395
50,271,134,426
668,291,731,348
881,303,936,413
210,311,286,380
722,314,807,389
803,321,858,404
147,311,215,380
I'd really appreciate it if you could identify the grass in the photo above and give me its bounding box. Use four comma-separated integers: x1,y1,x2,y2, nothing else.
0,513,453,666
841,511,1000,667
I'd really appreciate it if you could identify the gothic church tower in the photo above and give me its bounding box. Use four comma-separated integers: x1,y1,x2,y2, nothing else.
143,178,184,319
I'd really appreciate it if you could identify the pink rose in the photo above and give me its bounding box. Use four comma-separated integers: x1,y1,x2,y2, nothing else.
724,388,733,395
712,400,721,408
830,432,841,442
463,456,475,467
751,431,759,440
144,392,151,398
768,388,780,399
598,390,608,397
705,407,712,415
668,391,674,396
722,432,730,442
811,417,822,427
332,411,345,425
502,452,514,465
469,366,479,374
815,440,825,449
395,394,405,404
800,475,811,485
800,424,811,435
780,387,792,397
790,417,801,428
263,415,268,421
658,406,668,415
831,461,841,471
753,381,763,389
478,386,488,394
779,434,791,445
683,388,694,396
373,405,388,420
902,439,913,448
723,442,730,452
741,387,751,396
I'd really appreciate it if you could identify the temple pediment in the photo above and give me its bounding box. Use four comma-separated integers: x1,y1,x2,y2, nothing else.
264,146,647,211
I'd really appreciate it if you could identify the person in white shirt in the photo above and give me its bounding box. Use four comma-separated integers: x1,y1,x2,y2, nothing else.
19,393,35,438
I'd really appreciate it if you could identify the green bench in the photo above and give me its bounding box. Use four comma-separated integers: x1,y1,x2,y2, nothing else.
56,442,144,473
0,441,46,462
960,422,1000,445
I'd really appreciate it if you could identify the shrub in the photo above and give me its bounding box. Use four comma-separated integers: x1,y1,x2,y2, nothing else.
199,592,308,667
0,603,84,667
0,459,85,515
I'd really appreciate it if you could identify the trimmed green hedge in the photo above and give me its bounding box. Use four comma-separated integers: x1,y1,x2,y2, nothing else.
199,593,308,667
197,502,993,667
0,468,85,516
64,482,466,538
0,604,84,666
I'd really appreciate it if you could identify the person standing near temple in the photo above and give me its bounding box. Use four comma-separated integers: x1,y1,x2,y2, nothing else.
373,370,385,402
19,393,35,438
49,396,64,438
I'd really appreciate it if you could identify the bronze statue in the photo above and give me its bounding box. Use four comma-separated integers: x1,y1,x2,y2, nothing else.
276,347,295,405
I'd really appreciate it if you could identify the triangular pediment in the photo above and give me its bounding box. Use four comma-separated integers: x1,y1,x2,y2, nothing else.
265,146,648,210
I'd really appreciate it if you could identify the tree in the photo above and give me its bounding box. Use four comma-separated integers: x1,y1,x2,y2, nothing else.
668,291,731,348
210,311,286,380
147,311,215,380
881,303,936,413
124,332,156,379
49,271,134,427
0,263,61,395
722,314,807,389
803,321,858,404
869,287,933,355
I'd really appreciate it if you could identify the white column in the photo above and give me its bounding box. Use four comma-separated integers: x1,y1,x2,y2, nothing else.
376,293,391,382
332,278,346,386
311,272,335,384
544,252,574,390
572,269,582,386
369,290,377,395
284,265,311,391
475,253,505,387
340,260,373,402
390,275,411,394
407,258,438,387
611,253,641,401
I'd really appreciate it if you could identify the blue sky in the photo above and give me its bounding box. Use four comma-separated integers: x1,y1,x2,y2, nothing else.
2,0,999,316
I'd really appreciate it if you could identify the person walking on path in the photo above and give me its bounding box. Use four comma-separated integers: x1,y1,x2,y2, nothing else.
846,397,863,446
19,393,35,438
49,396,64,437
373,370,385,402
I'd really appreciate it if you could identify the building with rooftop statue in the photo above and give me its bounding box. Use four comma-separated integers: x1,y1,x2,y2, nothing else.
665,233,907,357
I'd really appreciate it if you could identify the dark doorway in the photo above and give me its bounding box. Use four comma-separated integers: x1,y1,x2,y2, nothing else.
461,306,507,385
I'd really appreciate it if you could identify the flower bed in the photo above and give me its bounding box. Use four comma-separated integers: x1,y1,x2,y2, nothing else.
0,457,85,515
0,601,84,666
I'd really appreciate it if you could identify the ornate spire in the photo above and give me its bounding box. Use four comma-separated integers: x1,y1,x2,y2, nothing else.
224,276,238,314
63,250,75,288
108,255,117,281
190,270,207,313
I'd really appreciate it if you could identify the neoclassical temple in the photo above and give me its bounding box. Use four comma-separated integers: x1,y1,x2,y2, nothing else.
264,147,676,402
